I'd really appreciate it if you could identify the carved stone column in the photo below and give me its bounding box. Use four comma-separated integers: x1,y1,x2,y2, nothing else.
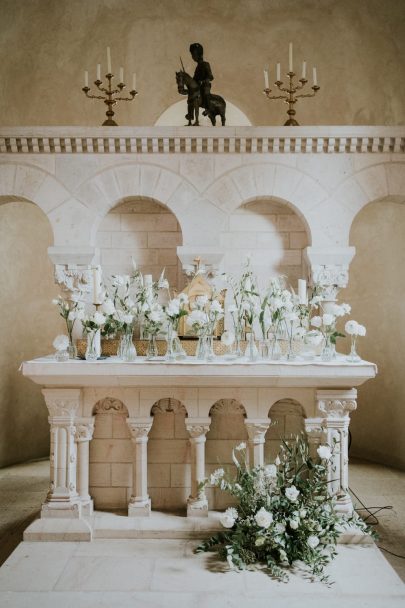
317,389,357,514
185,418,211,517
74,417,95,515
304,418,326,460
127,417,153,517
41,388,82,518
244,419,270,468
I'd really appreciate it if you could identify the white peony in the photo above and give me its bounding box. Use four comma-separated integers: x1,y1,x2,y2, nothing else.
317,445,332,460
93,312,106,326
311,316,322,328
264,464,277,479
357,324,366,337
102,300,116,316
166,299,180,317
220,512,236,529
307,535,320,549
255,507,274,529
345,320,359,335
53,334,70,351
274,522,286,534
225,507,238,521
322,313,335,327
285,485,300,502
289,519,299,530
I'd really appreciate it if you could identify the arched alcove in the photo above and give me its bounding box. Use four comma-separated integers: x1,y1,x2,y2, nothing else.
96,197,185,290
221,197,310,288
89,398,131,510
0,199,63,467
206,399,248,509
264,399,306,463
148,398,190,511
340,197,405,470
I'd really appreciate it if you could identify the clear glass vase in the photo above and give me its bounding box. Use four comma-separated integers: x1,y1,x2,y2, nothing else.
119,331,137,362
286,321,296,361
85,331,98,361
270,332,282,360
67,331,77,359
55,349,69,362
146,334,159,360
166,326,186,361
246,331,258,362
347,335,361,362
233,328,244,359
195,331,207,360
321,335,334,362
205,335,216,362
259,339,270,360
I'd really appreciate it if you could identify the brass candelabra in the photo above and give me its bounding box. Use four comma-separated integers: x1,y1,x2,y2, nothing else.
263,72,320,126
82,73,138,126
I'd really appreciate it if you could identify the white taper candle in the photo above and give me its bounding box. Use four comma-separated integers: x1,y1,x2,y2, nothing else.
107,47,112,74
289,42,293,72
313,66,317,86
276,62,281,81
132,73,136,91
84,70,89,87
119,67,124,83
302,61,306,79
298,279,307,305
264,69,269,89
97,63,101,80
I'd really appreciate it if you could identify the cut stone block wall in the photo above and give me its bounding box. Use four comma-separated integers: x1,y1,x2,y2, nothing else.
264,399,306,462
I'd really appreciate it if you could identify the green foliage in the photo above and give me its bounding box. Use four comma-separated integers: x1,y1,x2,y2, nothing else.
196,436,374,584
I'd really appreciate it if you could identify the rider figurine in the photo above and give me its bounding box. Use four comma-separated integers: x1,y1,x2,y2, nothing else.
189,43,213,110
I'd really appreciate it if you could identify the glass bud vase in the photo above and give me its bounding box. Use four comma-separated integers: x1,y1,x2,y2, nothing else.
146,334,159,360
321,335,334,362
195,332,207,360
233,328,244,359
286,321,296,361
165,325,176,361
347,335,361,362
55,348,69,362
270,333,282,361
119,331,137,362
67,331,77,359
85,331,98,361
247,331,258,362
205,335,216,362
259,339,270,360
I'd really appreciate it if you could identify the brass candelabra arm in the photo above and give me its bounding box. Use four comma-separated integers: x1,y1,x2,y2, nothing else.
296,85,320,99
115,90,138,102
82,87,106,101
263,88,288,101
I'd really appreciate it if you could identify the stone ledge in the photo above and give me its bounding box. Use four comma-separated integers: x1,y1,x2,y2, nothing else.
23,518,92,542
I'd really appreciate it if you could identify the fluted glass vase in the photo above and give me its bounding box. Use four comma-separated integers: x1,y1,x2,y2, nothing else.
85,330,98,361
247,331,258,362
146,334,159,360
119,331,137,362
347,335,361,362
321,335,334,362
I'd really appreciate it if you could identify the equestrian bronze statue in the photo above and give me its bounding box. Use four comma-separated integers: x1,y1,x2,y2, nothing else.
176,43,226,126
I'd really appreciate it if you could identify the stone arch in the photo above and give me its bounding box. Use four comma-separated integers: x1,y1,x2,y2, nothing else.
265,398,306,462
203,163,332,245
74,163,205,245
150,397,188,417
92,397,129,415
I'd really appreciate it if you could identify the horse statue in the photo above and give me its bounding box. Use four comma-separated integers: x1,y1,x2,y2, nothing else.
176,71,226,127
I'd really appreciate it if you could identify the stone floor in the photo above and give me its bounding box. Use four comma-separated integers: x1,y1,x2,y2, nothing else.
0,458,404,607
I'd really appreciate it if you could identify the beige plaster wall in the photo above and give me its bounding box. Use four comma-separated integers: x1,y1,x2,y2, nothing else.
0,0,404,126
341,199,405,471
0,201,63,468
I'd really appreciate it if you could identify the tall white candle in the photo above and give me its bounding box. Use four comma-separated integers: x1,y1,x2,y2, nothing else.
302,61,307,79
263,69,269,89
298,279,307,305
97,63,101,80
84,70,89,87
276,62,281,81
119,66,124,83
132,73,136,91
289,42,293,72
107,47,112,74
313,66,317,86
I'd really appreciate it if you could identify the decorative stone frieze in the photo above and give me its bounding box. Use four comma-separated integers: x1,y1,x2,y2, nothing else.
127,417,153,517
245,419,270,467
94,397,128,415
54,265,92,298
151,398,187,415
185,418,211,517
210,399,247,416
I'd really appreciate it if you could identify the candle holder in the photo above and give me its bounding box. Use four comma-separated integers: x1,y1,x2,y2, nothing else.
263,72,320,126
82,73,138,126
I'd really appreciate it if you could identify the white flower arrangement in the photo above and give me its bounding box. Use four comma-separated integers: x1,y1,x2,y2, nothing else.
345,320,366,336
53,334,70,351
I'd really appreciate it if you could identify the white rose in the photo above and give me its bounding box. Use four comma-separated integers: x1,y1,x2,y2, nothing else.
345,320,359,335
93,312,106,326
149,310,163,323
307,535,320,549
264,464,277,479
195,294,208,307
322,313,335,327
53,334,70,351
274,522,286,534
220,513,235,529
123,314,134,325
210,300,223,314
289,519,299,530
285,485,300,502
166,300,180,317
255,507,273,529
311,316,322,328
357,324,366,337
317,445,332,460
102,300,116,316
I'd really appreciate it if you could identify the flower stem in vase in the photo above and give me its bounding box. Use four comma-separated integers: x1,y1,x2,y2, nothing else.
347,335,361,362
321,334,334,362
146,333,159,360
205,334,216,362
195,331,207,360
85,330,98,361
247,331,258,362
286,320,296,361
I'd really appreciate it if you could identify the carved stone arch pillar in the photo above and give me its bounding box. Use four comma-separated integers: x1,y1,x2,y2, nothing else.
304,246,356,310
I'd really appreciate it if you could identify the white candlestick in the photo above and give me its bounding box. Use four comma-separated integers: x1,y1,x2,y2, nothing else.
264,69,269,90
119,67,124,83
276,62,281,82
132,73,136,91
289,42,293,72
313,66,317,86
97,63,101,81
302,61,306,79
107,47,112,74
84,70,89,87
298,279,307,305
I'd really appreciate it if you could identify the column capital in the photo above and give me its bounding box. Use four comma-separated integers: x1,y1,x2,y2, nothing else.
127,417,153,440
245,418,270,443
53,263,92,298
316,389,357,418
74,417,95,442
42,388,82,420
185,418,211,438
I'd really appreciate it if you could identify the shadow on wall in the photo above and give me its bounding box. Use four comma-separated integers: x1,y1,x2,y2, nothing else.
0,200,63,468
341,198,405,471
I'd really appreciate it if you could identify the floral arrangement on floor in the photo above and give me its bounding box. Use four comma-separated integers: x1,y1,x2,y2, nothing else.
196,437,374,583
